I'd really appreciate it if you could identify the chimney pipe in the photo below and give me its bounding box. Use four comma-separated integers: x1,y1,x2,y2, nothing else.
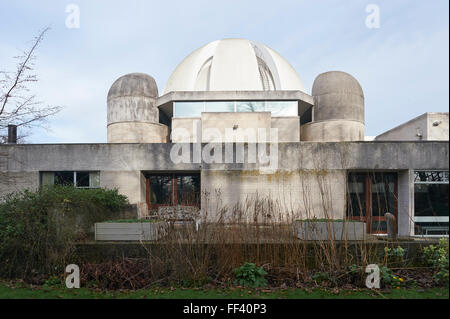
7,125,17,144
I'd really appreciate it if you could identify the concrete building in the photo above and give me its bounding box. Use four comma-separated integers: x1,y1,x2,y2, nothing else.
0,38,448,237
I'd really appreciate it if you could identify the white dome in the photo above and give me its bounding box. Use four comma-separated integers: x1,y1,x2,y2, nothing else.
163,39,305,94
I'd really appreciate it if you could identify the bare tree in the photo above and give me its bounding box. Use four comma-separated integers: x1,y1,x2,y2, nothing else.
0,27,62,143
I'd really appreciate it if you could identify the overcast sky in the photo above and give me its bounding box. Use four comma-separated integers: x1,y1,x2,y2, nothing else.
0,0,448,143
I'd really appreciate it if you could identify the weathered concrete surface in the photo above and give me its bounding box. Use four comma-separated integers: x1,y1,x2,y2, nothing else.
200,169,347,221
271,117,300,142
100,170,146,205
0,142,447,227
107,73,164,143
202,112,271,143
293,221,367,241
312,71,364,124
398,170,415,237
304,71,365,142
301,120,364,142
0,142,447,172
0,171,39,195
376,112,449,141
172,115,300,143
107,122,168,143
428,113,449,140
171,117,200,143
107,73,159,125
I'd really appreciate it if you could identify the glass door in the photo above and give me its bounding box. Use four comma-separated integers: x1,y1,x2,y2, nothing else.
145,173,201,212
348,172,398,234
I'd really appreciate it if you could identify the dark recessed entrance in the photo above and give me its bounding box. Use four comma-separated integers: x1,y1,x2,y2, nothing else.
347,172,398,234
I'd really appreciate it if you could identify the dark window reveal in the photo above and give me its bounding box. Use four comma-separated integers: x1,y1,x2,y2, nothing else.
347,172,398,234
147,173,200,208
55,171,74,186
414,171,449,236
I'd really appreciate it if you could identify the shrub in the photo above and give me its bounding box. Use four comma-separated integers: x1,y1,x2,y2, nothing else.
233,262,267,288
380,266,404,288
423,238,449,285
0,185,129,279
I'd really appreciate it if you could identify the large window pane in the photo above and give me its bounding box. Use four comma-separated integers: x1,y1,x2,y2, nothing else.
414,184,449,217
371,173,396,217
90,172,100,188
76,171,90,187
174,102,204,117
149,175,172,205
177,174,201,206
414,170,449,235
236,101,265,112
55,172,74,186
205,101,235,112
347,173,366,218
147,173,201,207
265,101,298,116
41,172,55,186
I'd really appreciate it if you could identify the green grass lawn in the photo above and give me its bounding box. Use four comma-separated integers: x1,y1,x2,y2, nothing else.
0,283,448,299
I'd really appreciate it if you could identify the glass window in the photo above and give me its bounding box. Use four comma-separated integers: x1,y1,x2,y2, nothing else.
41,172,55,186
174,102,204,117
90,171,100,188
371,173,396,217
205,101,235,113
347,172,398,234
76,171,90,188
265,101,298,116
147,173,200,207
347,173,366,218
414,171,449,183
236,101,265,112
148,175,172,205
40,171,100,188
55,171,74,186
177,174,201,205
173,100,299,117
414,171,449,235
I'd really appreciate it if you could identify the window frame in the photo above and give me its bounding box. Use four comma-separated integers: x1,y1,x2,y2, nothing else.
40,171,100,189
413,170,449,237
145,172,201,210
173,100,298,118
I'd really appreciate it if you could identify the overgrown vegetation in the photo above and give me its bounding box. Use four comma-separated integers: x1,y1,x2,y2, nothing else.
0,171,447,293
233,262,268,288
423,238,449,285
0,185,128,279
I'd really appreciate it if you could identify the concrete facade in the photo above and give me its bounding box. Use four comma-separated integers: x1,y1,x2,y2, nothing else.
107,122,168,143
375,112,449,141
301,120,364,142
1,142,448,236
172,114,300,143
0,38,448,238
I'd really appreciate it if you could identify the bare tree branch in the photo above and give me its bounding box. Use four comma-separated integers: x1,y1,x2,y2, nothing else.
0,27,63,143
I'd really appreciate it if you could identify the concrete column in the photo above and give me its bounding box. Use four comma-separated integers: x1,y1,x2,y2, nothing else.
398,170,415,237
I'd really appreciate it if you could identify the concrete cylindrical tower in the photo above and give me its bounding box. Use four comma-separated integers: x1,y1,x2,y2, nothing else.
107,73,168,143
301,71,364,142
